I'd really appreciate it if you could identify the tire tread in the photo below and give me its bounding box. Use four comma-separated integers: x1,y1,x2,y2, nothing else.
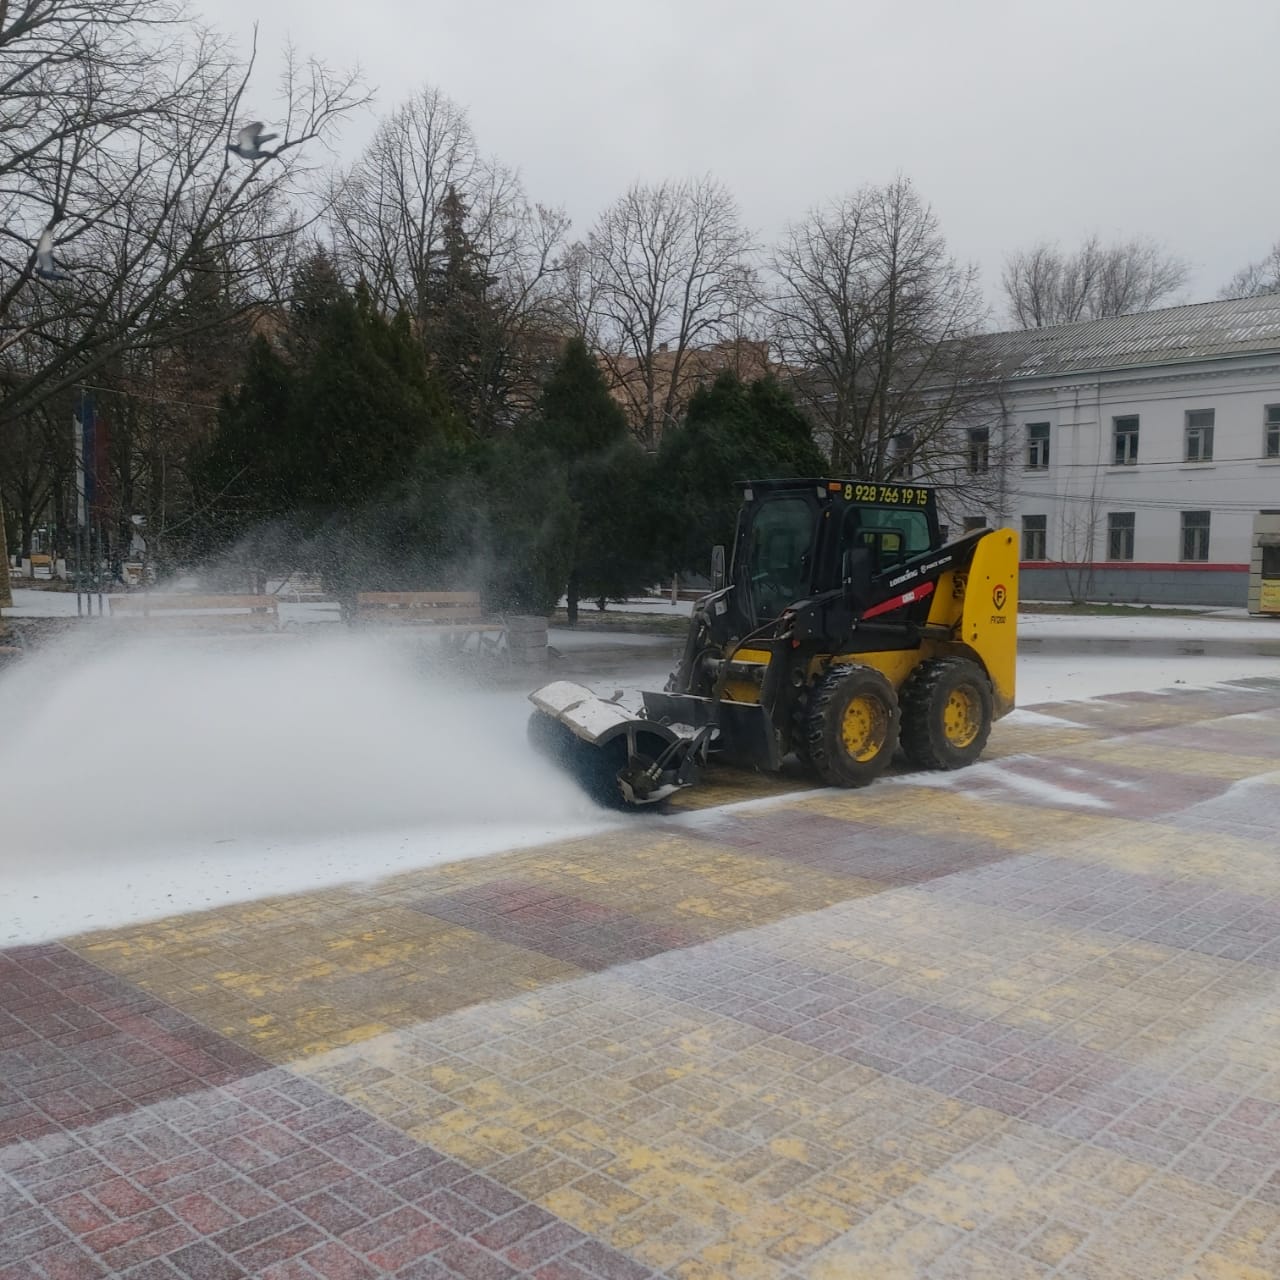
899,657,993,770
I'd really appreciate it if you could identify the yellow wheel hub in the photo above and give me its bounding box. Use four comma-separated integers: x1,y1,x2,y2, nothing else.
841,695,888,762
942,687,980,748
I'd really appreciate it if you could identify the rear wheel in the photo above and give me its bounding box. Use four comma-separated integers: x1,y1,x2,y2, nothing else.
805,664,900,787
790,689,813,767
899,658,993,770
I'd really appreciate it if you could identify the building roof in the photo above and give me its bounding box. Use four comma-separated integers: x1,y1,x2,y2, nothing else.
977,292,1280,382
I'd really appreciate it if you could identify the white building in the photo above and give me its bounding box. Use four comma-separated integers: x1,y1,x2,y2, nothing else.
960,294,1280,606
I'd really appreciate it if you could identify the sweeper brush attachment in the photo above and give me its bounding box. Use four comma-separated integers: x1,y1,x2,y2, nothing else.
527,681,707,808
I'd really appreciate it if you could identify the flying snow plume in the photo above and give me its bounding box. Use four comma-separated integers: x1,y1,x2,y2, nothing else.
0,631,614,944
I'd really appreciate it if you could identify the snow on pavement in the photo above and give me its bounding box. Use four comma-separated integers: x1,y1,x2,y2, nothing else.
1019,611,1280,643
2,591,1277,946
0,631,618,946
1016,651,1278,703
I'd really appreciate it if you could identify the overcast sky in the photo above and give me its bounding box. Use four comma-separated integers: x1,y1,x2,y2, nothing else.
204,0,1278,323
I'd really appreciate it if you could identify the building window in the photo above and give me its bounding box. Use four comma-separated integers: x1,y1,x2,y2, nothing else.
1185,410,1214,462
1107,512,1135,561
967,428,990,474
1022,514,1047,561
891,432,914,479
1026,422,1050,469
963,516,987,533
1181,510,1210,562
1113,416,1139,465
1266,406,1280,458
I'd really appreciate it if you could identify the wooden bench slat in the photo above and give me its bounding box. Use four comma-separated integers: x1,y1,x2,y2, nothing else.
362,614,489,624
349,591,506,642
108,594,280,632
109,614,280,630
361,621,505,633
110,594,278,613
357,604,486,615
356,591,481,605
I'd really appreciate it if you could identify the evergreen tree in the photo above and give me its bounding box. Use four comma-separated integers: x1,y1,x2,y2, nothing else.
656,373,827,577
528,336,658,622
196,278,585,612
292,283,458,510
423,186,506,434
476,436,578,614
287,249,346,359
195,335,298,539
195,278,461,588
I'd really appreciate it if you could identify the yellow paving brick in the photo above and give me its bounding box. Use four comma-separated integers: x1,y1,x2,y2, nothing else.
1055,737,1277,782
1180,1257,1277,1280
74,900,584,1060
672,1242,781,1280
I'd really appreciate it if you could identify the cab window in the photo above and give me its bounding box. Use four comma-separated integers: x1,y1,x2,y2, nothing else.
841,506,931,571
745,497,813,617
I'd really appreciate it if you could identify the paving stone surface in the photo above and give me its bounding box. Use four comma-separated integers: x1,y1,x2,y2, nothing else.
4,680,1280,1278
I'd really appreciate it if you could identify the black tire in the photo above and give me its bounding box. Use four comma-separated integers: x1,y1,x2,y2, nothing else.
804,664,900,788
899,657,993,771
790,688,813,767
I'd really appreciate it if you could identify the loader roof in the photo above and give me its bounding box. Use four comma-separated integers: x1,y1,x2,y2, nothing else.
736,477,938,494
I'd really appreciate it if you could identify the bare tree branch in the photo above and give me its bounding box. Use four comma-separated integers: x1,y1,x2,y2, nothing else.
768,176,995,498
1001,234,1188,328
327,84,570,431
576,176,757,449
1220,240,1280,298
0,0,368,427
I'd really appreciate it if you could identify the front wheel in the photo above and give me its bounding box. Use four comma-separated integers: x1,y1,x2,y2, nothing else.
804,664,900,788
899,658,994,770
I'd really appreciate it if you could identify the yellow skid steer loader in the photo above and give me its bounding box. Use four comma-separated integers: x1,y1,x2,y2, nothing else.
529,478,1018,807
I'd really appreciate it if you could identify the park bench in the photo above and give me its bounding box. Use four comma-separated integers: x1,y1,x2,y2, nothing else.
107,593,280,631
28,553,53,579
350,591,507,656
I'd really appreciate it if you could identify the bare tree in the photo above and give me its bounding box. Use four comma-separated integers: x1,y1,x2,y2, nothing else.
328,86,570,432
577,176,757,449
0,0,364,603
328,88,479,314
769,176,993,480
1220,241,1280,298
0,398,71,558
0,8,364,428
1002,234,1188,328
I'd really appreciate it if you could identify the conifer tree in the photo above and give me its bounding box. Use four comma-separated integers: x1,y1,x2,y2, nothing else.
656,373,827,577
529,337,658,621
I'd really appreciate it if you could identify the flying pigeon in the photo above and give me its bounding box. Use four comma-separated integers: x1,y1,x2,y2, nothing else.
227,122,279,161
34,225,69,281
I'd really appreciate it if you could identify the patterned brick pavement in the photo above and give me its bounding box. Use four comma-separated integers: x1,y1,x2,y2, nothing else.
3,679,1280,1278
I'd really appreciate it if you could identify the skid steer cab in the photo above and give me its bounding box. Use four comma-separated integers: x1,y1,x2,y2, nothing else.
529,477,1018,808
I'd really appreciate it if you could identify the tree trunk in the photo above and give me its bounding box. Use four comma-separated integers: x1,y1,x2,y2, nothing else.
0,496,11,608
566,570,580,626
19,496,34,559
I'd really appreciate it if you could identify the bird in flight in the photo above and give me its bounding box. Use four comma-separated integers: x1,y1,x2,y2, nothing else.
227,122,279,161
34,225,70,281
